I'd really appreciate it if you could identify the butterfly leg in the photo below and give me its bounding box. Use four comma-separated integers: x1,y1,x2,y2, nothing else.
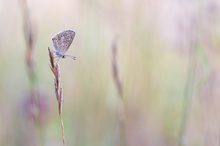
54,57,61,64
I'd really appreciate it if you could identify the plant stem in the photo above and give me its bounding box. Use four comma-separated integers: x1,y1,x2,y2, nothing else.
48,48,66,146
59,113,66,146
111,38,126,146
178,46,196,146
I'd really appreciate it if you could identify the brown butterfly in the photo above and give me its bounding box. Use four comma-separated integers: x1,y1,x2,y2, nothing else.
52,29,76,60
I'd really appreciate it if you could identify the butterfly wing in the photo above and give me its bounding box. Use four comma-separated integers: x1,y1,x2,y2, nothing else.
52,29,75,54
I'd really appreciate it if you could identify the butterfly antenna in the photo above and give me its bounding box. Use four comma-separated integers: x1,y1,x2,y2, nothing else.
65,55,76,60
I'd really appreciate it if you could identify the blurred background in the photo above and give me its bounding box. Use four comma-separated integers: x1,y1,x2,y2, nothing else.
1,0,220,146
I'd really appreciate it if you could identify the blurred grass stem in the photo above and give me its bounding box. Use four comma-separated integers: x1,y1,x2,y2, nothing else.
20,0,45,145
111,38,126,146
178,42,197,146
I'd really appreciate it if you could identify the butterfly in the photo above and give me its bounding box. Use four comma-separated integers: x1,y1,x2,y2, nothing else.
52,29,76,61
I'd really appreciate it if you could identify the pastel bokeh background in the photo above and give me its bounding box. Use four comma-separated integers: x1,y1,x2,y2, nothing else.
1,0,220,146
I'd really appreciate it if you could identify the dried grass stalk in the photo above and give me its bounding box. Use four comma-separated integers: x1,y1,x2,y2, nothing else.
48,47,66,146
